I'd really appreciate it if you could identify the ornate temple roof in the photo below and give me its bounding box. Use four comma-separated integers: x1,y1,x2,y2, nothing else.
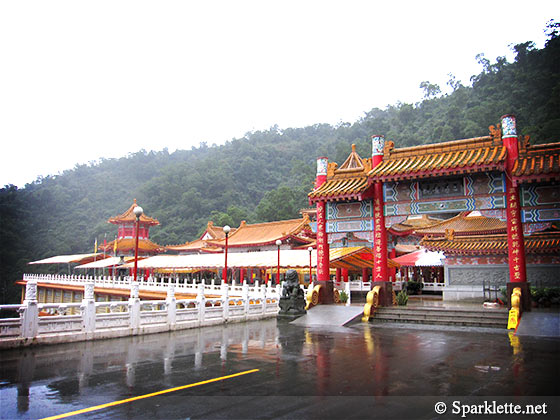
421,232,560,255
207,216,314,248
166,221,236,253
388,214,444,236
414,212,507,237
512,142,560,185
308,144,372,202
369,132,507,182
107,199,160,226
101,237,166,254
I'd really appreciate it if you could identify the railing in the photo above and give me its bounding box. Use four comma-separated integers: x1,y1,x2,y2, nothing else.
21,273,281,299
330,280,445,298
0,279,279,349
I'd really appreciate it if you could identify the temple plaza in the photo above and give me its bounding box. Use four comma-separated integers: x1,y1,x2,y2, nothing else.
1,316,558,419
1,114,559,418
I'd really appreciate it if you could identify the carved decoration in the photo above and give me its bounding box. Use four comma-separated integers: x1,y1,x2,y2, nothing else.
25,282,37,301
84,283,95,300
488,124,501,143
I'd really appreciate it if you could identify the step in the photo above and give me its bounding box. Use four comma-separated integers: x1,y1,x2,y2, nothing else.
371,317,507,328
371,306,508,328
376,308,508,320
373,313,506,326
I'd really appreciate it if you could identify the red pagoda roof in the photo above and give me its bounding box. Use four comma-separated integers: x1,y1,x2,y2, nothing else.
107,199,160,226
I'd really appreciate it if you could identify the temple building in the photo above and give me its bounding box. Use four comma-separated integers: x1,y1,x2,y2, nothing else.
309,115,560,304
167,216,315,254
101,199,165,256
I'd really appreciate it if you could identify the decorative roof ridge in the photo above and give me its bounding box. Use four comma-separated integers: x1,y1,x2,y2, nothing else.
383,136,495,160
335,144,368,174
423,231,560,242
525,142,560,153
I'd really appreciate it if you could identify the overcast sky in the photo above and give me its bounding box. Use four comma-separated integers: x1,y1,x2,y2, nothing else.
0,1,556,187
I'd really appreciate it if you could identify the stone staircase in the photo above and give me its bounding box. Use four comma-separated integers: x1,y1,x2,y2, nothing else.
371,305,509,329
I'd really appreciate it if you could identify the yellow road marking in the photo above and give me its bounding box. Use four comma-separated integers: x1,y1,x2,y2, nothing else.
40,368,259,420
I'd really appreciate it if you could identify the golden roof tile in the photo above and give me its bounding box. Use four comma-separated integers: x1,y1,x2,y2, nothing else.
421,232,560,255
415,212,507,237
207,216,313,248
369,134,507,181
512,143,560,185
309,145,371,202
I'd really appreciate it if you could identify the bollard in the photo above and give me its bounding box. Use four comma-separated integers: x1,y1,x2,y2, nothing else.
81,282,96,334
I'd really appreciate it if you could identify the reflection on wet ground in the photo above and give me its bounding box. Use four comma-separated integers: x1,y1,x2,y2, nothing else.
1,318,558,419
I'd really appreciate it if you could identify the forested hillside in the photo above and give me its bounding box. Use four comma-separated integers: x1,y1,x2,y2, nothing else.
1,24,558,303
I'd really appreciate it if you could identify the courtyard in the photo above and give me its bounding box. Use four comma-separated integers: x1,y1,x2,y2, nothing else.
1,315,558,419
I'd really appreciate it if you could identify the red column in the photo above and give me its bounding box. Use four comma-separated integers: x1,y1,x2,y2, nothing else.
336,268,341,283
342,268,349,282
240,268,245,283
502,115,527,283
315,157,330,283
372,135,388,283
389,248,397,281
362,267,369,283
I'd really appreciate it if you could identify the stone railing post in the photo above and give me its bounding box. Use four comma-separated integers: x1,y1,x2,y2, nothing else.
242,282,250,319
166,284,176,328
261,283,267,315
21,280,39,339
221,282,229,322
197,282,206,326
128,282,140,331
345,281,351,306
81,282,96,334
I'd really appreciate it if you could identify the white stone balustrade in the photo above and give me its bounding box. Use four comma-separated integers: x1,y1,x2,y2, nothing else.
21,273,280,299
0,278,279,349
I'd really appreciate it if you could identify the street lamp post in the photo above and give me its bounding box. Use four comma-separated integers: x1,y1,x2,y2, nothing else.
133,205,143,283
308,246,313,285
275,239,282,285
223,225,231,284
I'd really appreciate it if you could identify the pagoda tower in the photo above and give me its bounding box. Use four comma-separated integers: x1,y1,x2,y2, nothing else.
102,199,164,256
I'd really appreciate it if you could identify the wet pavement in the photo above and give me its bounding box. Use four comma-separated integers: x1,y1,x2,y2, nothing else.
1,317,559,419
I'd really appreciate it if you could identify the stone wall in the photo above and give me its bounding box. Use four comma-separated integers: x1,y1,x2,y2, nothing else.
443,264,559,301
